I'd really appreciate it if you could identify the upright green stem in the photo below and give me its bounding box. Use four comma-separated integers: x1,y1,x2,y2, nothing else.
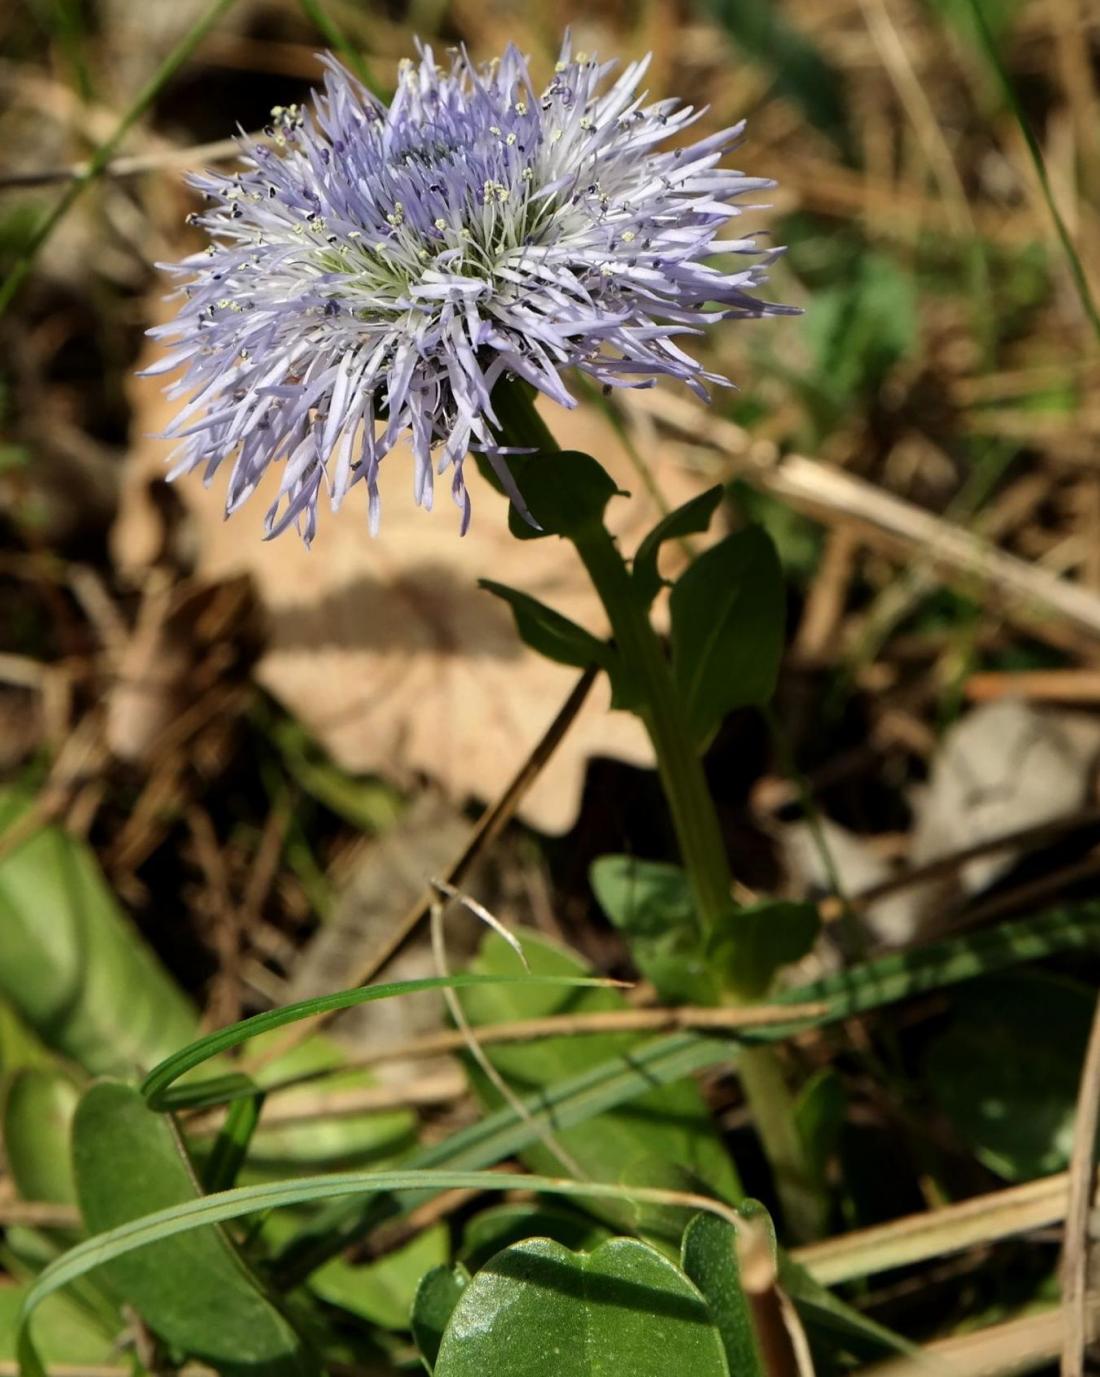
494,384,825,1237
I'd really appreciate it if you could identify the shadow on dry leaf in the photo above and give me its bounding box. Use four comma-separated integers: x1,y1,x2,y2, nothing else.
116,302,720,833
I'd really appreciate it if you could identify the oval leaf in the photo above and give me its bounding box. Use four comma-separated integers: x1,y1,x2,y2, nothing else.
72,1081,315,1376
434,1237,729,1377
412,1263,470,1371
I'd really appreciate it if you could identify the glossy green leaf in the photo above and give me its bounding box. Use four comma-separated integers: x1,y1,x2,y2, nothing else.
72,1081,314,1376
15,1168,751,1377
924,971,1095,1180
0,789,196,1075
460,929,741,1211
669,528,785,747
2,1069,79,1205
589,855,719,1004
632,487,724,606
412,1263,470,1371
433,1237,729,1377
681,1212,763,1376
142,972,609,1109
711,901,821,998
311,1223,448,1330
479,580,613,672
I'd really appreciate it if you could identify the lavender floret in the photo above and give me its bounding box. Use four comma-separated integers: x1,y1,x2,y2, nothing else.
146,37,794,541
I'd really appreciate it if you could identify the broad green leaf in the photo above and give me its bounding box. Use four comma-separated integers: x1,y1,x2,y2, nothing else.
459,1204,609,1274
669,528,785,747
72,1081,314,1376
479,580,613,671
620,1156,721,1255
0,790,196,1075
311,1223,448,1330
505,450,622,542
924,971,1095,1180
2,1069,79,1205
681,1212,764,1376
241,1029,415,1172
589,855,719,1004
460,929,741,1208
632,487,724,606
711,901,821,998
412,1263,470,1371
15,1170,750,1376
433,1237,729,1377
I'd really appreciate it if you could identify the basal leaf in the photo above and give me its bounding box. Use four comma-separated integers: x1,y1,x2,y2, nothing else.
72,1081,315,1376
0,790,196,1075
924,970,1095,1180
434,1237,729,1377
681,1212,764,1376
310,1223,448,1330
589,855,720,1004
711,901,821,999
2,1069,80,1206
412,1263,470,1371
460,929,741,1210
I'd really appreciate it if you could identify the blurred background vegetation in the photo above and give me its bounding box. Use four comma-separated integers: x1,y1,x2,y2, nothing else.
2,0,1100,1373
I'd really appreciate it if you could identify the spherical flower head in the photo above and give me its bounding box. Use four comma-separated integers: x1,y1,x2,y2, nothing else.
146,36,795,543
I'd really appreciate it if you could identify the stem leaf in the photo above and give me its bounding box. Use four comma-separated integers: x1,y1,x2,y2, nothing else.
669,528,785,748
479,580,616,674
633,487,725,607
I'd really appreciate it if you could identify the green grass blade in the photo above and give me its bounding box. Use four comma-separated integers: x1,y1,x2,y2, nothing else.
962,0,1100,344
140,974,614,1108
201,1089,265,1193
0,0,240,320
768,903,1100,1024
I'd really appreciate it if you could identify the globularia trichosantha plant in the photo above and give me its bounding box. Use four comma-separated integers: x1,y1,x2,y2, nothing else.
104,31,839,1372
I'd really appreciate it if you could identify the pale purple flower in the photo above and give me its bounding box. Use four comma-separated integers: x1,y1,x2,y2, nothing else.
146,36,792,542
